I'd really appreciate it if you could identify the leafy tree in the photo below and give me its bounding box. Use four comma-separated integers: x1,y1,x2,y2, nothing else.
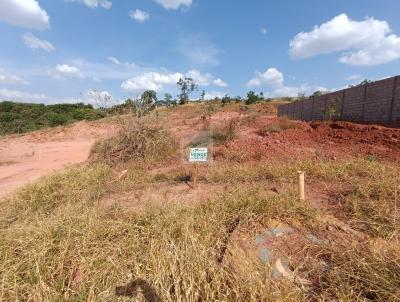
164,93,173,106
138,90,157,116
221,94,231,106
177,77,197,105
0,101,105,135
348,79,372,88
246,91,259,105
200,90,206,102
312,91,324,97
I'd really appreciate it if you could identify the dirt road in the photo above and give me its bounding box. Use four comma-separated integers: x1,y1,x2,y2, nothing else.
0,121,115,199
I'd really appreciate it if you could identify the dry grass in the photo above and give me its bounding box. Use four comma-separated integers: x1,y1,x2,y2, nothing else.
257,117,299,136
1,159,399,301
212,117,240,145
1,101,400,301
90,117,178,166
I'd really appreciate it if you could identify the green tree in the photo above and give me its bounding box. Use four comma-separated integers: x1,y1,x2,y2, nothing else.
164,93,173,106
138,90,157,116
200,90,206,102
177,77,197,105
246,91,259,105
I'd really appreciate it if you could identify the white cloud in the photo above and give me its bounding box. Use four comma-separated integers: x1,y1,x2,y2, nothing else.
107,56,136,68
55,64,84,78
0,0,50,30
247,67,327,97
23,32,55,52
261,28,267,35
345,74,362,82
0,72,29,85
213,78,227,87
179,35,220,66
289,13,400,66
185,69,213,86
130,9,149,22
154,0,192,10
121,69,226,93
0,88,47,102
83,89,113,106
204,91,226,100
121,72,183,93
247,68,284,88
66,0,112,9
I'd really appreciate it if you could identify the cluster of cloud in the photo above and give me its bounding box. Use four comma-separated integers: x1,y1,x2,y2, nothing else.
154,0,192,10
124,69,226,93
0,0,50,30
0,71,29,85
66,0,192,10
66,0,112,9
0,88,47,102
290,13,400,66
55,64,84,79
130,9,150,22
247,67,327,97
121,69,227,93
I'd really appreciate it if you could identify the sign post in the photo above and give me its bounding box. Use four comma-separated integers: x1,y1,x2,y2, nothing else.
189,148,208,189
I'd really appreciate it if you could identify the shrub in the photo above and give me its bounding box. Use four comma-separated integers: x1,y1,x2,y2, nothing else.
213,117,240,145
90,118,178,166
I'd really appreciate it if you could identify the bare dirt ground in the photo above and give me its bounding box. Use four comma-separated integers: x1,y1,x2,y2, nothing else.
1,102,400,199
0,121,116,198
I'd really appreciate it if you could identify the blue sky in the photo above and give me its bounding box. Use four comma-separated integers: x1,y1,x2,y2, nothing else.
0,0,400,104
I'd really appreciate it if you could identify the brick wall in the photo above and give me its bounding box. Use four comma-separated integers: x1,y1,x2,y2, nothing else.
277,75,400,124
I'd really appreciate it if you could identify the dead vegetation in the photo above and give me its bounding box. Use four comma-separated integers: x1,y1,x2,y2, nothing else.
212,117,241,145
1,101,400,301
90,117,178,166
257,117,299,136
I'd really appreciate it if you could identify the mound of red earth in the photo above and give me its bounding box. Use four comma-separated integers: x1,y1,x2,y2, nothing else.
216,119,400,161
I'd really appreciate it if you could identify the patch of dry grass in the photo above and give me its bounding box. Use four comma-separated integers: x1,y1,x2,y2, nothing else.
212,117,240,145
257,117,299,136
90,117,178,166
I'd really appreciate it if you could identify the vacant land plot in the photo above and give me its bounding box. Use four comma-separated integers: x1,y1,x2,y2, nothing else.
1,101,399,301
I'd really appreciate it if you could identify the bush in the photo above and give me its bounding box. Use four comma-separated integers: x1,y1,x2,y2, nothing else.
0,101,105,135
213,117,240,145
90,118,178,166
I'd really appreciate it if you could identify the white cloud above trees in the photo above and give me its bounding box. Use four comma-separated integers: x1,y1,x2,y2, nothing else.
289,13,400,66
121,69,227,93
247,67,327,97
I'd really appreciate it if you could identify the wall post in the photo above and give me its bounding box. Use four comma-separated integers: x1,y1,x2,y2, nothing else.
340,89,346,119
361,83,368,122
389,76,399,122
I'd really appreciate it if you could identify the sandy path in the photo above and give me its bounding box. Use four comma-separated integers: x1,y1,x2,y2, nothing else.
0,121,115,199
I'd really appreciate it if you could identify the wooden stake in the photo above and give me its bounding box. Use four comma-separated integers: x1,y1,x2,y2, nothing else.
193,163,198,189
298,171,305,201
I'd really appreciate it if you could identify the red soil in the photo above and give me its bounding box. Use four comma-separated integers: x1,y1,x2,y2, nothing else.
216,117,400,162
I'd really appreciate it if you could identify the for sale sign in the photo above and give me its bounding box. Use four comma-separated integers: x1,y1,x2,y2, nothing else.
189,148,208,162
